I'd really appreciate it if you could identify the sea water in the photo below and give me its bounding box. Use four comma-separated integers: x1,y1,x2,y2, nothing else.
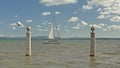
0,38,120,68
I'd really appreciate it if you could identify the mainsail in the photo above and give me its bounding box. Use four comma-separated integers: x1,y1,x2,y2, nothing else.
43,17,60,44
48,23,54,39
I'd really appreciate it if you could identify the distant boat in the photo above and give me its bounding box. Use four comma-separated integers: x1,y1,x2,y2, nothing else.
43,20,60,44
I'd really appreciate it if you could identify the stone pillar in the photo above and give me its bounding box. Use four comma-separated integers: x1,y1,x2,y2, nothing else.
90,26,95,57
26,25,31,56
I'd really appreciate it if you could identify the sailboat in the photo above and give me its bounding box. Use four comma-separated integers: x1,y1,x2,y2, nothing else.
43,22,60,44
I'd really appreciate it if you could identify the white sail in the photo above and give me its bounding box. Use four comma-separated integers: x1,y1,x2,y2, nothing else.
43,19,60,44
48,23,54,39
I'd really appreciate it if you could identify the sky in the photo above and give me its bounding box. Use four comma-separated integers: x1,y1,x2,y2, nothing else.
0,0,120,38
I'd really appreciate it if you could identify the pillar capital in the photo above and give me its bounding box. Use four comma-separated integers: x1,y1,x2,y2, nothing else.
26,25,31,31
91,26,95,32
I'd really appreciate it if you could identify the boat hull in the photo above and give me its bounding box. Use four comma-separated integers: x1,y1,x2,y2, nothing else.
43,39,60,44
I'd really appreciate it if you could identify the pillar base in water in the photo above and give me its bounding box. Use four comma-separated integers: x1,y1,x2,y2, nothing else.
26,54,31,56
90,55,94,57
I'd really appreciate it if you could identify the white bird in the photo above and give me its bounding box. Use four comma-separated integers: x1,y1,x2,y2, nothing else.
16,22,24,27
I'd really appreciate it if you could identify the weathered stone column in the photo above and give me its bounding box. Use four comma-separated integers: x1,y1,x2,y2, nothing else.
26,25,31,56
90,26,95,57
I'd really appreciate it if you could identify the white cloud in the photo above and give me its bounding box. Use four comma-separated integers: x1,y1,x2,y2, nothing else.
83,0,120,22
89,24,102,29
98,15,106,19
72,20,88,30
89,23,120,31
97,8,102,12
89,23,105,29
42,12,51,16
72,23,81,29
98,15,112,19
55,11,60,14
99,11,110,15
82,5,92,10
110,15,120,22
83,0,120,11
26,19,32,23
102,28,108,31
107,25,120,30
9,23,17,30
81,20,88,26
37,29,48,31
9,23,17,27
85,0,115,7
68,17,79,22
12,27,16,30
89,23,109,31
99,23,105,27
88,23,110,32
36,25,42,28
73,26,80,29
57,28,61,31
43,23,46,25
40,0,77,6
0,34,6,37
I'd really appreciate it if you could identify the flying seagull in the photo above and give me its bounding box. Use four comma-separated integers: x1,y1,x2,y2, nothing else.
16,22,24,27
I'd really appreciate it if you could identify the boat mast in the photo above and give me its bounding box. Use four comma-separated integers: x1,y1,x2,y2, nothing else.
53,17,60,40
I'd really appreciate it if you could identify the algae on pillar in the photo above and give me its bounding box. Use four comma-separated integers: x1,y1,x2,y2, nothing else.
26,25,31,56
90,26,95,57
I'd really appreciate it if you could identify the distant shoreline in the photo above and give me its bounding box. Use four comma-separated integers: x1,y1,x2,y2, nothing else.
0,36,120,40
